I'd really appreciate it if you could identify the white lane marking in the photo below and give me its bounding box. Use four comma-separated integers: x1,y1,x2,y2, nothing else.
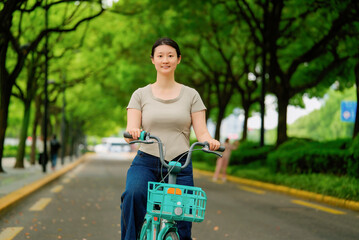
29,198,52,211
292,200,346,215
238,185,266,195
50,185,63,193
0,227,24,240
62,178,71,183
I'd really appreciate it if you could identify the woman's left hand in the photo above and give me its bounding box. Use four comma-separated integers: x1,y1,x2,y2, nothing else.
207,138,221,151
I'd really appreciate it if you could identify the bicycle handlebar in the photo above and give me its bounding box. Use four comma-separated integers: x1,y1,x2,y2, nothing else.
123,131,225,170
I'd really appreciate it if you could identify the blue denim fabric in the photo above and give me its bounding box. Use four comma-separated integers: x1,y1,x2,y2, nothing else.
50,153,57,168
121,150,193,240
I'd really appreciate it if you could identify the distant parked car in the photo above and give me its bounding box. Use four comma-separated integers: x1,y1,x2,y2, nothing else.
109,142,131,152
94,137,131,153
94,143,107,153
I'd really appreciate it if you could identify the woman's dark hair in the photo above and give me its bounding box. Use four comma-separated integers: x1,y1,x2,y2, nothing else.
151,37,181,58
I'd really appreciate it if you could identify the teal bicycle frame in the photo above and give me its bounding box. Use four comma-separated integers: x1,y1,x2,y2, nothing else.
124,131,224,240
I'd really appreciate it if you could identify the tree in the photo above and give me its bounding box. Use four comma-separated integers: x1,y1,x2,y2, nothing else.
12,49,42,168
0,0,104,172
145,0,262,140
226,0,359,145
354,60,359,138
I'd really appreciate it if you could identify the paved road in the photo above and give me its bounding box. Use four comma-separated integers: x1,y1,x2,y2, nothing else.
1,153,358,240
193,172,359,240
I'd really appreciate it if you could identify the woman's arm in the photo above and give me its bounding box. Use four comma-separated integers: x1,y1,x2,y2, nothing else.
125,108,142,143
191,110,220,150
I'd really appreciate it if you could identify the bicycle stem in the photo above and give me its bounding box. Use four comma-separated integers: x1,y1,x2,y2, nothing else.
149,135,209,168
150,135,219,184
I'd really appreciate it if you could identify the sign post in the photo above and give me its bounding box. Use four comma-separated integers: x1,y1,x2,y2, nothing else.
341,101,357,122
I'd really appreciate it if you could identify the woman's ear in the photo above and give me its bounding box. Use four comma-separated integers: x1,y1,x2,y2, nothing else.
177,55,181,64
151,57,155,65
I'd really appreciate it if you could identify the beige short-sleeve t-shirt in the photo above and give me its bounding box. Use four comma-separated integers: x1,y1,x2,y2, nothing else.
127,84,206,161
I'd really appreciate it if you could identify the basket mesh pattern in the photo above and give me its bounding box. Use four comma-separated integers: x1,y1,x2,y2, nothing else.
147,182,207,222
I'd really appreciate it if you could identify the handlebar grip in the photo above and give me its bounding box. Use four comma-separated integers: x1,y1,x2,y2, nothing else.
203,141,225,152
218,146,225,152
123,132,133,139
124,131,148,141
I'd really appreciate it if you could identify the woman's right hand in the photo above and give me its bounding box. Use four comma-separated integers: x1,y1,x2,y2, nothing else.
126,128,142,140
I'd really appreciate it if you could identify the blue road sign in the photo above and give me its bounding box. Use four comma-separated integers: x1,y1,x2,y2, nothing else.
341,101,357,122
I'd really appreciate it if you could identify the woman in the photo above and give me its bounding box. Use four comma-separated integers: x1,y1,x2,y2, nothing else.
121,37,220,240
213,138,238,182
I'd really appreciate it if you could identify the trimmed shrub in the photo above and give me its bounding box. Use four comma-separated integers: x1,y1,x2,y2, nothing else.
192,150,217,164
311,139,352,150
348,135,359,178
192,137,358,178
277,137,314,151
190,140,274,167
267,139,354,176
350,135,359,159
3,145,19,157
3,145,32,158
230,141,274,166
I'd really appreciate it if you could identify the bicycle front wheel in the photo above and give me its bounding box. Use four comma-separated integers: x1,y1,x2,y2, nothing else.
138,220,147,240
164,231,179,240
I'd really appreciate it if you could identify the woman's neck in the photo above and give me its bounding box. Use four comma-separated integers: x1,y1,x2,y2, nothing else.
154,74,177,89
151,74,182,100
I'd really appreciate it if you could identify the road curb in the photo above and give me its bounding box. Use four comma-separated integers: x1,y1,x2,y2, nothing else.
0,154,90,213
194,168,359,212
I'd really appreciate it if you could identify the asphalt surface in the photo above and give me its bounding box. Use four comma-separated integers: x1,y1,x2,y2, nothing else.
193,171,359,240
1,153,359,240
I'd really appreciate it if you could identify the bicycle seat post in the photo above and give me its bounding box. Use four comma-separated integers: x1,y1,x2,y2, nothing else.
168,162,182,184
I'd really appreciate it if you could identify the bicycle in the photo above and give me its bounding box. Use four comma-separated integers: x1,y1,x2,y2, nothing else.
124,131,224,240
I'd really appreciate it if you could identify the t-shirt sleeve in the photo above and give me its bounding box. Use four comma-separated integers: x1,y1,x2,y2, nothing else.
127,89,142,111
191,89,207,113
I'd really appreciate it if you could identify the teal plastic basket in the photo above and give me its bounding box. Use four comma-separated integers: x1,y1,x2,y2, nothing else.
147,182,207,222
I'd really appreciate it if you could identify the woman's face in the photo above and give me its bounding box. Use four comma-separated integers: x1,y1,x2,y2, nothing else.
151,44,181,75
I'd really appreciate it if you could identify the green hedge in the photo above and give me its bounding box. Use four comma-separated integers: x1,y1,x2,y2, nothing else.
190,141,274,166
3,145,32,158
348,135,359,178
3,145,19,157
191,150,217,164
267,138,359,178
230,141,274,165
191,137,359,178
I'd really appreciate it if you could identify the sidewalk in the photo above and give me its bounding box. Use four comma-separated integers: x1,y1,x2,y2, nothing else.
0,155,87,212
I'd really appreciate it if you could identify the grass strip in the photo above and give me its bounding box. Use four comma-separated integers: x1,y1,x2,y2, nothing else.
193,161,359,202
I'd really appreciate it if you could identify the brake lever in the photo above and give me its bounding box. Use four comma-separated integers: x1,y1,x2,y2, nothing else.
129,140,155,144
202,147,223,158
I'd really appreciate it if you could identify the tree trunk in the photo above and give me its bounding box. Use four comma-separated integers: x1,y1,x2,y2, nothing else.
30,96,42,165
215,107,226,140
0,0,26,173
0,51,15,172
241,103,250,141
276,94,289,146
30,132,37,165
0,82,12,173
353,60,359,138
14,100,31,168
